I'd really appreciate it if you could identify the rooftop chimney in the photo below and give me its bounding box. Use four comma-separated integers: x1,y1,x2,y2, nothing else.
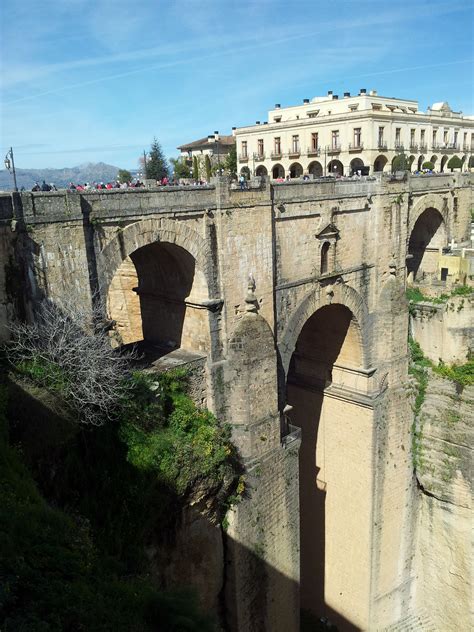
232,126,236,131
327,90,333,96
333,94,339,100
360,88,367,95
303,98,310,104
344,92,350,98
256,121,260,125
275,103,281,109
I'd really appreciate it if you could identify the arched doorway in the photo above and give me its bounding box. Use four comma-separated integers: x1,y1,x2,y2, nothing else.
290,162,303,178
328,160,343,176
373,155,387,172
308,161,323,177
286,302,372,629
350,158,364,175
255,165,268,177
430,155,438,169
407,208,446,282
240,166,251,179
272,163,285,179
107,242,210,354
409,155,415,171
440,155,448,172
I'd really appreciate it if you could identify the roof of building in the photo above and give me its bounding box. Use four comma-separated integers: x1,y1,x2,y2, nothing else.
177,135,235,151
431,102,452,112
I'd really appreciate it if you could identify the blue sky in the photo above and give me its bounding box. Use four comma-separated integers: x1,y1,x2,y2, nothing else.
1,0,473,170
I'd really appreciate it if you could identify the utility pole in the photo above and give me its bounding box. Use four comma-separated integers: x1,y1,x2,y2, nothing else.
4,147,18,191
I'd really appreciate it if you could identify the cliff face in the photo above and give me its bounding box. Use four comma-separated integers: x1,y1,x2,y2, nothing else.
413,373,473,630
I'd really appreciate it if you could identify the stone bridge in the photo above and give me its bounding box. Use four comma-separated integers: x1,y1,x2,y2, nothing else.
0,173,471,631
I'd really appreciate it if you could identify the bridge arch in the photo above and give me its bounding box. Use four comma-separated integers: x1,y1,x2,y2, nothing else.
282,284,374,628
99,218,215,350
407,206,447,282
279,282,370,376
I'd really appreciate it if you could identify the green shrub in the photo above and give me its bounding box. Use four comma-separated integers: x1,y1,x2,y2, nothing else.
447,156,462,171
422,161,434,170
119,369,238,496
433,360,474,386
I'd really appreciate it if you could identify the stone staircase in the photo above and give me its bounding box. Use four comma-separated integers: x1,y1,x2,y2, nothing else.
381,608,437,631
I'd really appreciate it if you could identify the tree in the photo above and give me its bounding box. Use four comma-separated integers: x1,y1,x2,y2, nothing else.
117,169,132,184
192,155,200,180
392,152,409,172
7,298,134,426
224,146,237,178
422,161,435,171
146,138,168,181
169,157,191,179
204,155,212,182
447,156,462,172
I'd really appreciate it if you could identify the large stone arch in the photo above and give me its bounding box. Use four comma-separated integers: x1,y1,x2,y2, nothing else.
279,282,370,376
98,217,216,300
408,194,448,239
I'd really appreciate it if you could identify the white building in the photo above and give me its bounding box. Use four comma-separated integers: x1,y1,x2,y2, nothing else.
177,132,235,166
234,89,474,178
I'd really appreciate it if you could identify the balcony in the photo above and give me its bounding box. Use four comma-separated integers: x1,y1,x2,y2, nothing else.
432,143,460,152
419,144,427,152
409,143,418,152
348,142,363,152
327,144,341,154
288,149,301,158
307,147,321,157
271,151,282,160
253,152,265,162
394,142,405,151
463,144,472,152
238,153,249,162
378,142,388,151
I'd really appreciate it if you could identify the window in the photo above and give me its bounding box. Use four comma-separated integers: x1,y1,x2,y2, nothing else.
432,130,437,145
410,129,415,144
454,131,458,145
420,129,425,144
378,126,385,145
353,128,361,147
395,128,401,145
463,132,468,146
443,130,448,144
241,141,247,158
311,133,319,150
257,139,264,157
331,130,340,149
274,137,281,154
320,242,330,274
292,135,300,153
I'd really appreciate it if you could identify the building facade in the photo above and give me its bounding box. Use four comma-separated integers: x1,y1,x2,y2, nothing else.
234,89,474,178
178,132,235,169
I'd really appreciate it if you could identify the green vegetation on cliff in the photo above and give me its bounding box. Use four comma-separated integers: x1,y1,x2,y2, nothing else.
1,358,239,630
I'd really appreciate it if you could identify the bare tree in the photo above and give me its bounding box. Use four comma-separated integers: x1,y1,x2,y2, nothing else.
7,298,135,426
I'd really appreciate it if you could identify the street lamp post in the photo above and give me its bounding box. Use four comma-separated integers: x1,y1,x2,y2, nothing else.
4,147,18,191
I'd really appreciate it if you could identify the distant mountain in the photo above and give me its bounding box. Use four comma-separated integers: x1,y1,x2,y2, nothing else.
0,162,134,191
